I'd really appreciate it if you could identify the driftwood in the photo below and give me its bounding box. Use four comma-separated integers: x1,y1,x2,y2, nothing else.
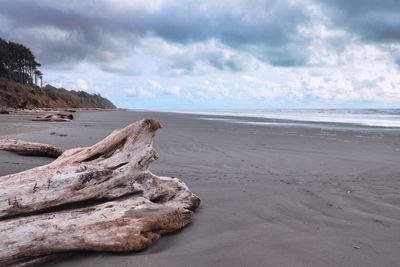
0,118,200,266
0,139,64,158
32,113,73,122
1,197,195,266
0,106,10,114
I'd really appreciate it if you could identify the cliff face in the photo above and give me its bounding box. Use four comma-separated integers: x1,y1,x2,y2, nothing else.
0,79,116,109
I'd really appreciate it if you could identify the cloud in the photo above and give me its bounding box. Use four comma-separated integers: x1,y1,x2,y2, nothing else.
1,0,400,107
76,79,90,91
146,38,254,75
2,1,399,72
0,0,315,72
0,1,139,72
124,87,156,98
319,0,400,43
148,80,162,90
124,80,181,98
164,85,181,96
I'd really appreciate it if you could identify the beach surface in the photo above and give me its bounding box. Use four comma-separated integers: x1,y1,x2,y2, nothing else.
1,110,400,267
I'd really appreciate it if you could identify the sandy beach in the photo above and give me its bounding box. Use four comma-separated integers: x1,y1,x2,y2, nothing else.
1,110,400,267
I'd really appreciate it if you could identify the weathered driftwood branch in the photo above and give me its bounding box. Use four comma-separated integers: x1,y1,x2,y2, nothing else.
0,139,64,158
32,113,73,122
1,197,195,267
0,118,200,266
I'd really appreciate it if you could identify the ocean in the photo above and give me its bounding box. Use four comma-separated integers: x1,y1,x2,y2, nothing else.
165,109,400,129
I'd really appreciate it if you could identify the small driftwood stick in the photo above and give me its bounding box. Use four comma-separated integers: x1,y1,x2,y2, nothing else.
32,113,73,122
0,139,64,158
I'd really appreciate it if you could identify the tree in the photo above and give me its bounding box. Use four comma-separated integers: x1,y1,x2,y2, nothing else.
34,70,43,87
0,37,42,86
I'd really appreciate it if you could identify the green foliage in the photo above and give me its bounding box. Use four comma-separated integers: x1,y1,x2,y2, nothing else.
0,37,42,86
77,91,90,98
43,87,59,100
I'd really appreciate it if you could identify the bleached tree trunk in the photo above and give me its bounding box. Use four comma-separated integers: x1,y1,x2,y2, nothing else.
0,118,200,266
1,197,195,267
0,139,64,158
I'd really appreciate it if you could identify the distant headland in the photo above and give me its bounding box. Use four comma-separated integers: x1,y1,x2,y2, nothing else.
0,38,115,110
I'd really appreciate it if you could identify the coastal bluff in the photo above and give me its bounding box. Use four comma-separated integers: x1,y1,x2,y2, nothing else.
0,78,116,109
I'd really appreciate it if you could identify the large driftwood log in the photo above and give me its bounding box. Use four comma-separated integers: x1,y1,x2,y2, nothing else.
0,139,64,158
1,197,195,267
0,118,200,266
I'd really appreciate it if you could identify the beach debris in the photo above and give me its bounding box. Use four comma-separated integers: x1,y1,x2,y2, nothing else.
0,139,64,158
49,132,68,137
0,118,200,266
0,106,9,114
280,179,293,185
32,113,74,122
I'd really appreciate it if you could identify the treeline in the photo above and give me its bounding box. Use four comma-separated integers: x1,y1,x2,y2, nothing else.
0,38,43,87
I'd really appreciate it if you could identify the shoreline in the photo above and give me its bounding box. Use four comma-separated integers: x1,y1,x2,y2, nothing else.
135,108,400,129
2,109,399,139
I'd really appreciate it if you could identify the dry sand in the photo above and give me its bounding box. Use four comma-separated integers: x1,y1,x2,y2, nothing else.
1,110,400,267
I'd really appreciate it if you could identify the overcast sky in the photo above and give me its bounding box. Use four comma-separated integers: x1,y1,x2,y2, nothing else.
1,0,400,109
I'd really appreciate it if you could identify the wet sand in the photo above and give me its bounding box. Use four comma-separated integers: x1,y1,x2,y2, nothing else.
1,110,400,267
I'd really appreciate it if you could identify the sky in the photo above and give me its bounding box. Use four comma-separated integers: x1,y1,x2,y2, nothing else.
1,0,400,109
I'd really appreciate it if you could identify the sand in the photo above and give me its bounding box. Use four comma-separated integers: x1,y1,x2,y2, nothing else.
1,110,400,267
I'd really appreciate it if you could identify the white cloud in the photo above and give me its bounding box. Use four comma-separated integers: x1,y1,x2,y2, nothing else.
148,80,162,90
167,85,181,96
124,87,156,98
76,79,90,91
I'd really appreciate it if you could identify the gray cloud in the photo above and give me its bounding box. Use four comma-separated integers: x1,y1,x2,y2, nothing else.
1,0,399,75
168,49,248,74
319,0,400,43
0,0,314,72
395,58,400,67
0,1,139,69
208,54,246,72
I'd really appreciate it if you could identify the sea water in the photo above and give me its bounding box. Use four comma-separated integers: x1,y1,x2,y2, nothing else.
168,109,400,128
